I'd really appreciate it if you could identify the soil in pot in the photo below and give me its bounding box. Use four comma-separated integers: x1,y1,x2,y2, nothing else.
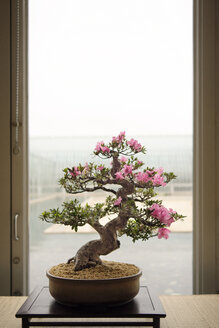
49,260,139,279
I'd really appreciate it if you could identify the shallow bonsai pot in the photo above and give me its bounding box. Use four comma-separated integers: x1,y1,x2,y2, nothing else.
47,268,142,306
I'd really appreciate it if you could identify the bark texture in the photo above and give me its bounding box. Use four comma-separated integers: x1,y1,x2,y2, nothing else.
68,230,120,271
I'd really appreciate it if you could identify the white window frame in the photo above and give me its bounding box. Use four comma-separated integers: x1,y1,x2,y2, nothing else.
0,0,218,295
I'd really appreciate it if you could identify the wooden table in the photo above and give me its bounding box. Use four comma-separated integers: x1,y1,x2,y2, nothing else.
1,293,219,328
15,286,166,328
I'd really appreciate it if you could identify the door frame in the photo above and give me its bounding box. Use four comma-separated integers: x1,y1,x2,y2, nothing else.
193,0,217,294
0,0,218,295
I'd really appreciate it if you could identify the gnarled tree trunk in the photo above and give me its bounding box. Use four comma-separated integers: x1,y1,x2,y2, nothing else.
67,212,131,271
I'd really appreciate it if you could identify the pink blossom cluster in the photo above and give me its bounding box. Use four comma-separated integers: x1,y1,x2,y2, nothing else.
136,172,151,183
114,196,122,206
158,228,170,239
115,164,133,180
123,164,133,175
115,171,124,180
81,162,89,175
69,163,93,177
115,165,166,186
150,203,175,227
127,138,142,152
95,141,110,154
120,156,128,163
112,131,126,144
156,167,164,175
135,168,166,187
69,166,81,178
152,173,166,187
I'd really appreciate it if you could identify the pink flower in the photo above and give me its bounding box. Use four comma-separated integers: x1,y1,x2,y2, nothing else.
122,164,133,176
95,141,104,152
152,174,166,187
120,156,128,163
127,138,142,152
127,138,136,147
150,203,162,219
150,204,175,226
112,131,126,144
94,142,110,154
158,228,170,239
114,196,122,206
85,162,89,170
136,172,150,183
117,131,126,142
146,169,154,175
156,167,164,175
82,162,89,175
74,166,81,176
101,146,110,153
134,143,142,152
150,168,166,186
169,208,176,214
69,167,81,177
115,171,124,180
97,165,104,171
166,217,175,227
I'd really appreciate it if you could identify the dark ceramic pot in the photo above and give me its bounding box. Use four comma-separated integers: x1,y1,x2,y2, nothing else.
47,267,142,306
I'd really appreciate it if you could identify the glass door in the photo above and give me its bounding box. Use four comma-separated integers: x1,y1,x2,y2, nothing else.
28,0,193,294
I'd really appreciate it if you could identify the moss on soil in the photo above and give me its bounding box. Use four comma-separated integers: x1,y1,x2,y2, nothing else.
49,261,140,280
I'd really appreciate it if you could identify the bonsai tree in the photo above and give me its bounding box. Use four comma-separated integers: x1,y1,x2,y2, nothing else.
41,132,184,271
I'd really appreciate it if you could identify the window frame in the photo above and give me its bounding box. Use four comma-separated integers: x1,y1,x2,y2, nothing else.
193,0,217,294
0,0,11,296
0,0,28,296
11,0,29,296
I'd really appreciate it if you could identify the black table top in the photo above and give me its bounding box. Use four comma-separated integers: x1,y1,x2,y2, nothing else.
16,286,166,319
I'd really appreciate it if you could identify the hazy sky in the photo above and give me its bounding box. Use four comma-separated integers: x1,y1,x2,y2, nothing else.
29,0,192,137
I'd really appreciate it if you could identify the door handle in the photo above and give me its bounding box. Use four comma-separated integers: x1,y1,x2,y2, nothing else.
14,214,19,241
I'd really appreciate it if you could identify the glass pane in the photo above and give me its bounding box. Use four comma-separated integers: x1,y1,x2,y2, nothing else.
29,0,193,295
